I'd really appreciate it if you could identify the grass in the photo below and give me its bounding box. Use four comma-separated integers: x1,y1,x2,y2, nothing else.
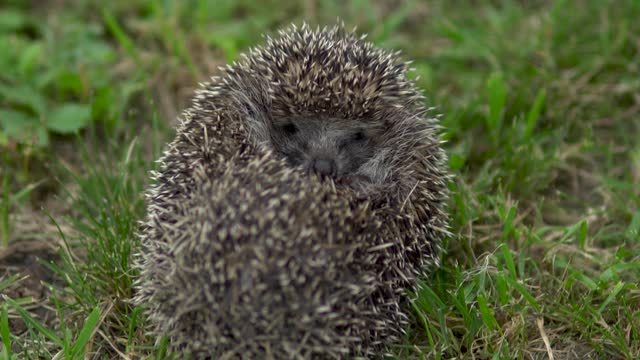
0,0,638,358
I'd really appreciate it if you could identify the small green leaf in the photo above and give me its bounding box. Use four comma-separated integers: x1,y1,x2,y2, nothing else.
0,9,27,32
35,69,59,89
47,103,91,134
92,87,115,125
449,153,466,171
0,84,47,115
0,109,39,140
0,109,38,131
18,42,43,76
56,71,85,97
35,126,49,147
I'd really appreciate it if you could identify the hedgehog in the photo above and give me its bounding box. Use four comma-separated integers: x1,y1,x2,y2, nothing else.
134,23,451,358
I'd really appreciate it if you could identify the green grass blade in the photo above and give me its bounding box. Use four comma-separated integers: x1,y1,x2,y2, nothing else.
504,276,541,313
101,9,141,67
486,72,507,144
477,292,499,331
599,262,640,282
496,272,509,306
499,244,517,279
626,209,640,239
1,304,12,359
570,271,598,291
1,175,9,247
0,274,20,293
69,306,102,359
597,281,626,314
524,89,546,141
2,296,63,346
500,205,517,243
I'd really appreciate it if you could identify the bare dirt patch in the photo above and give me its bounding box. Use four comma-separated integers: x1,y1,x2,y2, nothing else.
0,199,70,338
0,238,61,334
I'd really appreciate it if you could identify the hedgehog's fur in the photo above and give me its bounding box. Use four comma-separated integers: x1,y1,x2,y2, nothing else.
134,23,451,358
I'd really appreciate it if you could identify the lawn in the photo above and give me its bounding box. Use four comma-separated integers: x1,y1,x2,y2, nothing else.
0,0,639,359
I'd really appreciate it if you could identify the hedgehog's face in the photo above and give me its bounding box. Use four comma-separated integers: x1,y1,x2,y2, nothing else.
269,116,382,182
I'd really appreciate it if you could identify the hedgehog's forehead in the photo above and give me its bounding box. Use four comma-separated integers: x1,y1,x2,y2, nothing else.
271,114,386,130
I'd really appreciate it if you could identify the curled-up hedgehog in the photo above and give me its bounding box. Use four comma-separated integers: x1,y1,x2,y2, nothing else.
134,23,451,358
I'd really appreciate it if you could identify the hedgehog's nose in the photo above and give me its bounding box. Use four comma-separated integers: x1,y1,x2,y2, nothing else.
311,159,336,178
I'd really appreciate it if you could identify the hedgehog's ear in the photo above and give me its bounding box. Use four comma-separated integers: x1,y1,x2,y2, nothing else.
227,74,271,120
228,88,273,146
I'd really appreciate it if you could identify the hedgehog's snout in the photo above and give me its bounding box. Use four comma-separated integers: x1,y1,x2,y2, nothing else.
310,158,337,178
271,117,379,185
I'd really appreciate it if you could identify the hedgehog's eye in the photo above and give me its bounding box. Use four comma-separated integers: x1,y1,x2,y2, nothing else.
339,130,368,150
281,123,298,136
351,130,366,142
